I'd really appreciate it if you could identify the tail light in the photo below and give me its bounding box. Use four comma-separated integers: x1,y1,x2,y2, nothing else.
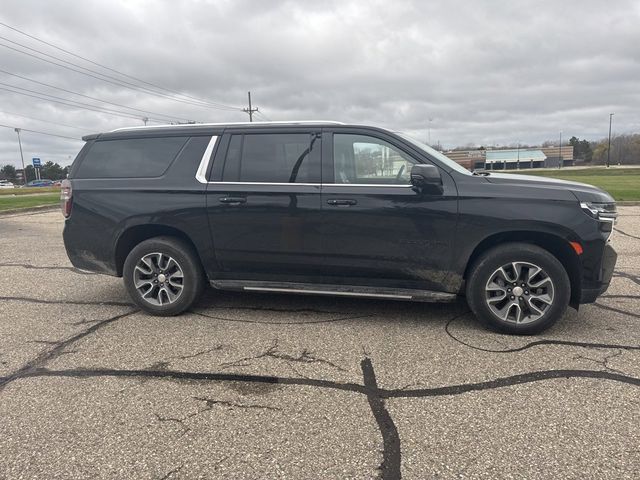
60,179,72,218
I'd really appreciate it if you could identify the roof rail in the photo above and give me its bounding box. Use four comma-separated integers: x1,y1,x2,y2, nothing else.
110,120,345,133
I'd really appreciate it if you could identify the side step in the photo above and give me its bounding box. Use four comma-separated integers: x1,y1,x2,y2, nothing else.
210,280,457,303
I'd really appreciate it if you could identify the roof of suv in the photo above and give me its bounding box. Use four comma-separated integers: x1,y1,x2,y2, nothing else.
82,121,360,141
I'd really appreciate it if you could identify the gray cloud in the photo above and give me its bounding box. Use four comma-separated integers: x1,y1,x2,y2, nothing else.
1,0,639,167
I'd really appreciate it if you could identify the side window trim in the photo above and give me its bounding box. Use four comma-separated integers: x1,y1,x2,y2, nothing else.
195,135,219,184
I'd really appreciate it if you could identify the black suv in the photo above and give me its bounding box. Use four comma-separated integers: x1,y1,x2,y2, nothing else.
62,122,617,334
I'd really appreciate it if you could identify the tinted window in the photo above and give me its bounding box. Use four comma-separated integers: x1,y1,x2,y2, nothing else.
221,133,320,183
75,136,189,178
333,134,416,184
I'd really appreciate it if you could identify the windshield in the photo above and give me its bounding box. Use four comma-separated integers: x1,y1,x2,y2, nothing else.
397,133,472,175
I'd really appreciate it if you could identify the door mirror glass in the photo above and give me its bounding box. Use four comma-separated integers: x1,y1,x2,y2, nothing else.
410,164,443,194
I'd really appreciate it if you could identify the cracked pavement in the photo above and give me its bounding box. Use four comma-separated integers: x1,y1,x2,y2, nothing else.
0,209,638,479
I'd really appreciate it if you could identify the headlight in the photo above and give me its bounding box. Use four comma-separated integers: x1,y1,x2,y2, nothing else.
580,202,617,222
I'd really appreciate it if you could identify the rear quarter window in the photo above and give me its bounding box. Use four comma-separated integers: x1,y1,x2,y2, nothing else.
75,136,189,178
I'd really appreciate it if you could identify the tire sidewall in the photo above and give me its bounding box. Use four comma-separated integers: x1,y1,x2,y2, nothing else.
123,237,204,316
466,244,570,334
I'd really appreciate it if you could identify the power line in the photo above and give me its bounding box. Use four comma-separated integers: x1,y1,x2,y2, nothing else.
0,109,91,132
255,110,273,121
0,84,169,122
0,122,80,141
0,35,243,112
0,68,190,122
0,21,245,111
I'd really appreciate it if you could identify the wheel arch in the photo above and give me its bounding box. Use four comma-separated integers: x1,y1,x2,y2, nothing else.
114,224,202,277
463,231,582,308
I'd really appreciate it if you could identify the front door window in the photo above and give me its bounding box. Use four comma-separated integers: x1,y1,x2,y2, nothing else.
333,134,416,185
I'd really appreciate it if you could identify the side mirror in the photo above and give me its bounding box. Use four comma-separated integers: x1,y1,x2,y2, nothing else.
410,164,443,194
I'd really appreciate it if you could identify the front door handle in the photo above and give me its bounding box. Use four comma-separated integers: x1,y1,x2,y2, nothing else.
327,199,357,206
219,196,247,205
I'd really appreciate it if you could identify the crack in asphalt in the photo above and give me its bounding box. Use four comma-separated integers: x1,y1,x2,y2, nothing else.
0,310,137,392
445,313,640,354
615,227,640,240
191,310,373,325
193,396,282,411
154,413,191,438
594,301,640,319
613,270,640,286
573,350,626,375
0,296,133,307
219,339,347,372
0,262,96,275
361,357,401,479
158,464,184,480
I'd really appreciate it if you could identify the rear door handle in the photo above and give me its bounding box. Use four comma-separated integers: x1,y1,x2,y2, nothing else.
327,199,357,206
219,196,247,205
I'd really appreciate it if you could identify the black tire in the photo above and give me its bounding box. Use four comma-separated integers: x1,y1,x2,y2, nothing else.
466,243,570,334
123,236,205,316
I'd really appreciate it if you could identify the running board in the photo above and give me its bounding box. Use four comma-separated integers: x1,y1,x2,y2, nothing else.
210,280,457,303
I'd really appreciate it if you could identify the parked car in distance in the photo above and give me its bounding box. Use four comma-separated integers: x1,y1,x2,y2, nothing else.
27,179,55,187
0,180,15,188
62,121,617,334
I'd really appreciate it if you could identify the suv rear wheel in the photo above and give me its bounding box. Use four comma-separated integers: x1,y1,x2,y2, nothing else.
123,236,205,315
466,243,570,334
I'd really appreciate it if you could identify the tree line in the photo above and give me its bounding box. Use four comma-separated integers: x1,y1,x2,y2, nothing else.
0,162,70,183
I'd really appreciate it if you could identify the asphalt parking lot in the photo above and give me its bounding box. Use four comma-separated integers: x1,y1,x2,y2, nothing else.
0,208,638,479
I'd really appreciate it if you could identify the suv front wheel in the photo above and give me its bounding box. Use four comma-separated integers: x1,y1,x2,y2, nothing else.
466,243,570,334
123,236,205,315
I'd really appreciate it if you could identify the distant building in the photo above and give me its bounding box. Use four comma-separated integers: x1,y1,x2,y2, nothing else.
444,146,574,171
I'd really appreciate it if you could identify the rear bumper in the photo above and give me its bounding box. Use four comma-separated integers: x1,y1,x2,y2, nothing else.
63,222,118,276
580,243,617,303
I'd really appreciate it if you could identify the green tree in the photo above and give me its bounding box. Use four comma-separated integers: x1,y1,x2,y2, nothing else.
40,161,65,180
569,136,593,162
24,165,36,182
1,164,17,182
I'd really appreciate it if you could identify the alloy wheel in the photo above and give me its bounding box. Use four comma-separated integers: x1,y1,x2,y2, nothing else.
133,252,184,306
484,261,555,325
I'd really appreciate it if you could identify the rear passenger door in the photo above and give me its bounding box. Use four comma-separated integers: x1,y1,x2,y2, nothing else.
205,128,323,279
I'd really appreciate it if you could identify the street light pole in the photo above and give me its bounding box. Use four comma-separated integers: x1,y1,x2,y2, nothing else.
558,131,562,169
607,113,614,168
14,128,26,186
516,141,520,170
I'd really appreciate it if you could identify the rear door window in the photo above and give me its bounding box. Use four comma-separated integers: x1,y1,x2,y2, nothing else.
75,136,189,178
221,133,320,183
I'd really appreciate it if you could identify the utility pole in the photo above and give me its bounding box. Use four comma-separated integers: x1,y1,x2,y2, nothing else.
558,131,562,169
607,113,614,168
516,141,520,170
14,128,26,185
242,91,258,122
142,117,148,126
428,118,433,144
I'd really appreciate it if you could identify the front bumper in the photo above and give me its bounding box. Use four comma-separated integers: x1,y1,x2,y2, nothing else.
580,243,617,303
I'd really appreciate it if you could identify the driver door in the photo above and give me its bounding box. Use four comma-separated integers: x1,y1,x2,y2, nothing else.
320,128,458,292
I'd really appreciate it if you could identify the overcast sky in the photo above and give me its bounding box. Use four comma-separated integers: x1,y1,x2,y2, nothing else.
1,0,639,168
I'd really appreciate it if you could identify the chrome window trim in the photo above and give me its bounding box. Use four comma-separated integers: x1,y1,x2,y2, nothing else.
207,181,321,187
322,183,412,188
195,136,218,184
202,181,412,188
